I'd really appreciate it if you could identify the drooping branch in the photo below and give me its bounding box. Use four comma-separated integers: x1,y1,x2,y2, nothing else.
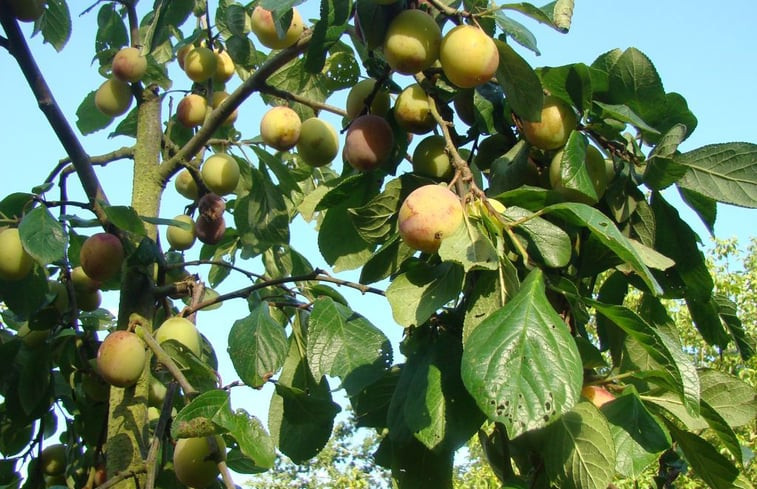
0,10,111,225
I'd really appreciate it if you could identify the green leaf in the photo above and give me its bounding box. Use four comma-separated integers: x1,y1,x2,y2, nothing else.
38,0,71,52
678,187,717,235
550,131,599,203
699,369,757,428
354,0,393,50
160,340,219,393
495,12,540,55
359,235,416,285
543,402,615,489
263,57,330,121
700,400,743,465
714,295,755,361
227,304,288,389
95,4,128,54
0,265,48,318
601,391,671,478
504,206,572,268
494,39,543,122
461,269,583,438
386,262,464,328
673,142,757,208
307,297,392,396
541,202,662,294
462,265,519,344
643,123,688,190
234,166,290,255
385,438,454,489
171,389,229,439
438,220,499,272
224,4,247,37
500,2,565,32
348,178,403,244
537,63,592,112
212,402,276,471
76,91,113,135
593,101,660,134
606,48,666,121
17,347,51,417
18,206,65,265
103,205,146,236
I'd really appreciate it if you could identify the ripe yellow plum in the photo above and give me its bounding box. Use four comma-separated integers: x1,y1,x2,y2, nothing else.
250,6,304,50
176,94,208,128
412,135,452,179
383,9,441,75
183,47,217,82
345,79,391,119
398,185,463,253
439,25,499,88
174,169,199,201
96,331,146,388
260,106,302,151
344,115,395,172
112,47,147,83
201,153,240,196
296,118,339,167
394,84,436,134
0,228,33,281
211,91,238,125
521,95,577,150
155,316,201,356
213,49,235,83
94,79,132,117
80,232,124,282
166,215,196,251
173,436,226,488
176,44,192,70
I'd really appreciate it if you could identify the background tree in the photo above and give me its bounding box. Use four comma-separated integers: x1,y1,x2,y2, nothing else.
0,1,755,489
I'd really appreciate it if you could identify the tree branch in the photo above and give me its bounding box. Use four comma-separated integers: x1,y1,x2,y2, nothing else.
46,146,135,184
135,321,199,398
260,83,347,117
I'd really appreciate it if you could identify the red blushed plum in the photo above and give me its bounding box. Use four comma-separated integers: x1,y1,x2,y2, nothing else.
343,115,395,172
398,185,463,253
96,331,146,388
80,233,124,282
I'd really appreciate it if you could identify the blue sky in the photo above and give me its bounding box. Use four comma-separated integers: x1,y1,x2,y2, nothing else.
1,0,756,456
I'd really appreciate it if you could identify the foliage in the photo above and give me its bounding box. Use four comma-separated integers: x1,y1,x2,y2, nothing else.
0,1,755,489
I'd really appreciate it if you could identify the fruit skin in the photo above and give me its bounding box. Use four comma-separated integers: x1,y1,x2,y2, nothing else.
176,94,208,128
71,266,101,292
398,185,463,253
383,9,441,75
183,47,217,82
97,331,146,388
250,6,304,50
260,106,301,151
166,215,196,251
176,44,192,70
581,385,615,408
439,25,499,88
80,233,124,282
211,91,238,126
173,436,226,488
201,153,240,196
7,0,46,22
549,145,608,202
196,194,227,245
412,135,453,179
343,115,395,172
394,84,436,134
345,79,391,120
296,118,339,167
39,444,66,476
94,79,133,117
175,169,199,200
521,95,577,150
0,228,34,281
155,316,201,356
111,47,147,83
213,49,235,83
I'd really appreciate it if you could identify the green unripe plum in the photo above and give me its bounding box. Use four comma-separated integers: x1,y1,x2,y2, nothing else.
0,228,33,281
521,95,577,150
346,79,391,120
94,79,133,117
394,84,436,134
166,215,196,251
47,280,69,313
80,232,124,282
453,89,475,126
296,118,339,167
201,153,240,196
440,25,499,88
343,115,395,172
7,0,46,22
96,330,146,388
398,184,463,253
260,106,302,151
174,169,199,201
39,444,66,476
76,288,102,312
250,6,304,50
412,135,452,179
17,323,49,347
183,47,217,82
176,94,208,128
474,133,513,171
155,316,201,356
70,266,100,292
383,9,441,75
111,47,147,83
211,91,238,126
549,145,608,201
173,436,226,488
148,376,167,407
213,49,235,83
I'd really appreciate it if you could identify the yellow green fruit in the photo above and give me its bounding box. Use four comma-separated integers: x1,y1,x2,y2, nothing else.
80,232,124,282
260,106,302,151
250,6,304,50
296,118,339,167
345,79,391,119
96,330,147,388
213,49,235,83
173,436,226,488
174,169,199,201
166,215,196,251
394,84,436,134
201,153,240,196
155,316,201,356
176,94,208,128
383,9,441,75
439,25,499,88
211,91,238,126
111,47,147,83
521,95,577,150
412,135,452,179
0,228,34,281
94,79,132,117
183,47,217,82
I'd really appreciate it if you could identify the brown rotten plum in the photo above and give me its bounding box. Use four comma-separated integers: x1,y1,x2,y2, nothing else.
439,25,499,88
0,228,34,281
196,194,227,245
296,118,339,167
166,215,196,251
398,185,463,253
183,46,217,82
521,95,577,150
345,79,391,120
112,47,147,83
96,330,146,388
260,106,302,151
251,6,304,50
344,115,395,172
94,79,132,117
155,316,201,356
80,233,124,282
383,9,441,75
173,436,226,488
394,84,436,134
412,135,452,179
176,94,208,128
201,153,240,195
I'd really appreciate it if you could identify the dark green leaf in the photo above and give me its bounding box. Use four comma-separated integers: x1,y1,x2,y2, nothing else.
212,402,276,471
606,48,665,121
348,178,403,244
172,390,229,439
0,267,48,318
678,187,717,235
700,400,743,465
386,262,464,328
537,63,592,112
95,4,128,53
228,304,288,389
504,206,572,268
593,101,660,134
39,0,71,52
263,57,330,121
103,205,146,235
386,438,454,489
359,235,416,285
699,369,757,428
76,91,114,135
18,206,65,265
235,166,290,255
438,219,498,272
714,295,755,361
494,39,543,122
225,4,247,37
495,12,540,55
462,265,519,344
551,131,599,203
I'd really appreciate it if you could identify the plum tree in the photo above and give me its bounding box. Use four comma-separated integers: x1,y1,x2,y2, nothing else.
250,6,304,50
549,144,609,201
94,78,132,117
183,46,217,82
166,214,196,251
260,106,302,151
383,9,441,75
345,79,391,119
80,232,124,282
111,47,147,83
439,25,499,88
201,153,240,195
172,436,226,488
96,331,147,388
176,94,208,128
343,114,395,172
412,135,453,179
398,184,463,253
0,228,33,280
155,316,202,356
296,117,339,167
520,95,577,150
394,83,436,134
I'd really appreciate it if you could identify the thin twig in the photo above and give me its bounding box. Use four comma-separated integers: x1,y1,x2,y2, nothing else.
260,83,348,117
93,467,146,489
47,146,135,184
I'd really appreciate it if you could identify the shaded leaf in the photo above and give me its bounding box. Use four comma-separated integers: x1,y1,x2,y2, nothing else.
386,262,464,328
494,39,543,122
18,206,65,265
228,304,288,389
